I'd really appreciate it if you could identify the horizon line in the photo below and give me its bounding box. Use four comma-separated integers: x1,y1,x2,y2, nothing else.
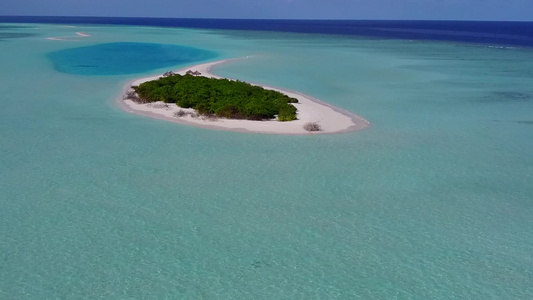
1,15,533,23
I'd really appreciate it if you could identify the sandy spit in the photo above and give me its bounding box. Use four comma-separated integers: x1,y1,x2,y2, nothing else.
118,58,370,135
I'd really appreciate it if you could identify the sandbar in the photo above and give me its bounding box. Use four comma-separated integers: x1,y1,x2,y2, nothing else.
118,58,370,135
46,31,91,41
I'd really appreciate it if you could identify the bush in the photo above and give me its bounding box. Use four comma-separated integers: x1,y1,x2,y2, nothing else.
123,90,137,100
134,74,298,121
123,89,151,104
173,110,188,118
149,102,170,109
201,113,219,121
216,104,242,119
278,105,298,121
303,122,321,132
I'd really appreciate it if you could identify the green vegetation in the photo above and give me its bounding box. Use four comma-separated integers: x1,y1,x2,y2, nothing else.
303,122,322,132
132,74,298,121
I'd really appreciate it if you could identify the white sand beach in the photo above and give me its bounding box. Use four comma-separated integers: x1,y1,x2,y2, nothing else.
118,58,370,135
46,32,91,41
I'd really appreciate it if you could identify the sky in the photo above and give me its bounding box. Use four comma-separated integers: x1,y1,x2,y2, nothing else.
1,0,532,21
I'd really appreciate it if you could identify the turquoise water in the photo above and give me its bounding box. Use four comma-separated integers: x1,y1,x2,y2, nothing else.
0,24,532,299
47,42,217,75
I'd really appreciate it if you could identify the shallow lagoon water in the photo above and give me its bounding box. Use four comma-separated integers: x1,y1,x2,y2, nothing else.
0,24,532,299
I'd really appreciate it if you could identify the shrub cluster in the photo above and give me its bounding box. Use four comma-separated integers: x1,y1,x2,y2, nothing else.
148,102,171,109
173,109,216,121
303,122,321,132
133,74,298,121
123,89,149,103
173,110,188,117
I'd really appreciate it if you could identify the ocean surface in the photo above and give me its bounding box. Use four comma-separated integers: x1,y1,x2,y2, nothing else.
0,18,532,299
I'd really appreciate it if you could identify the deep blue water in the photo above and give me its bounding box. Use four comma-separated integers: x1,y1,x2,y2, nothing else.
1,16,533,47
47,42,217,75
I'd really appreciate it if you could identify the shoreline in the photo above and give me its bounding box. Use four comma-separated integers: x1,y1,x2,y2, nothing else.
118,58,370,135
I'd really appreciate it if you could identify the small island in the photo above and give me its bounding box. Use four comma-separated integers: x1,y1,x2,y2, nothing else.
126,72,299,121
119,59,370,135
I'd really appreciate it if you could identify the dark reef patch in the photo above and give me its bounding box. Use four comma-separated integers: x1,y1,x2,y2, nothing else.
481,91,532,103
0,25,38,40
0,32,37,40
493,120,533,125
515,120,533,125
